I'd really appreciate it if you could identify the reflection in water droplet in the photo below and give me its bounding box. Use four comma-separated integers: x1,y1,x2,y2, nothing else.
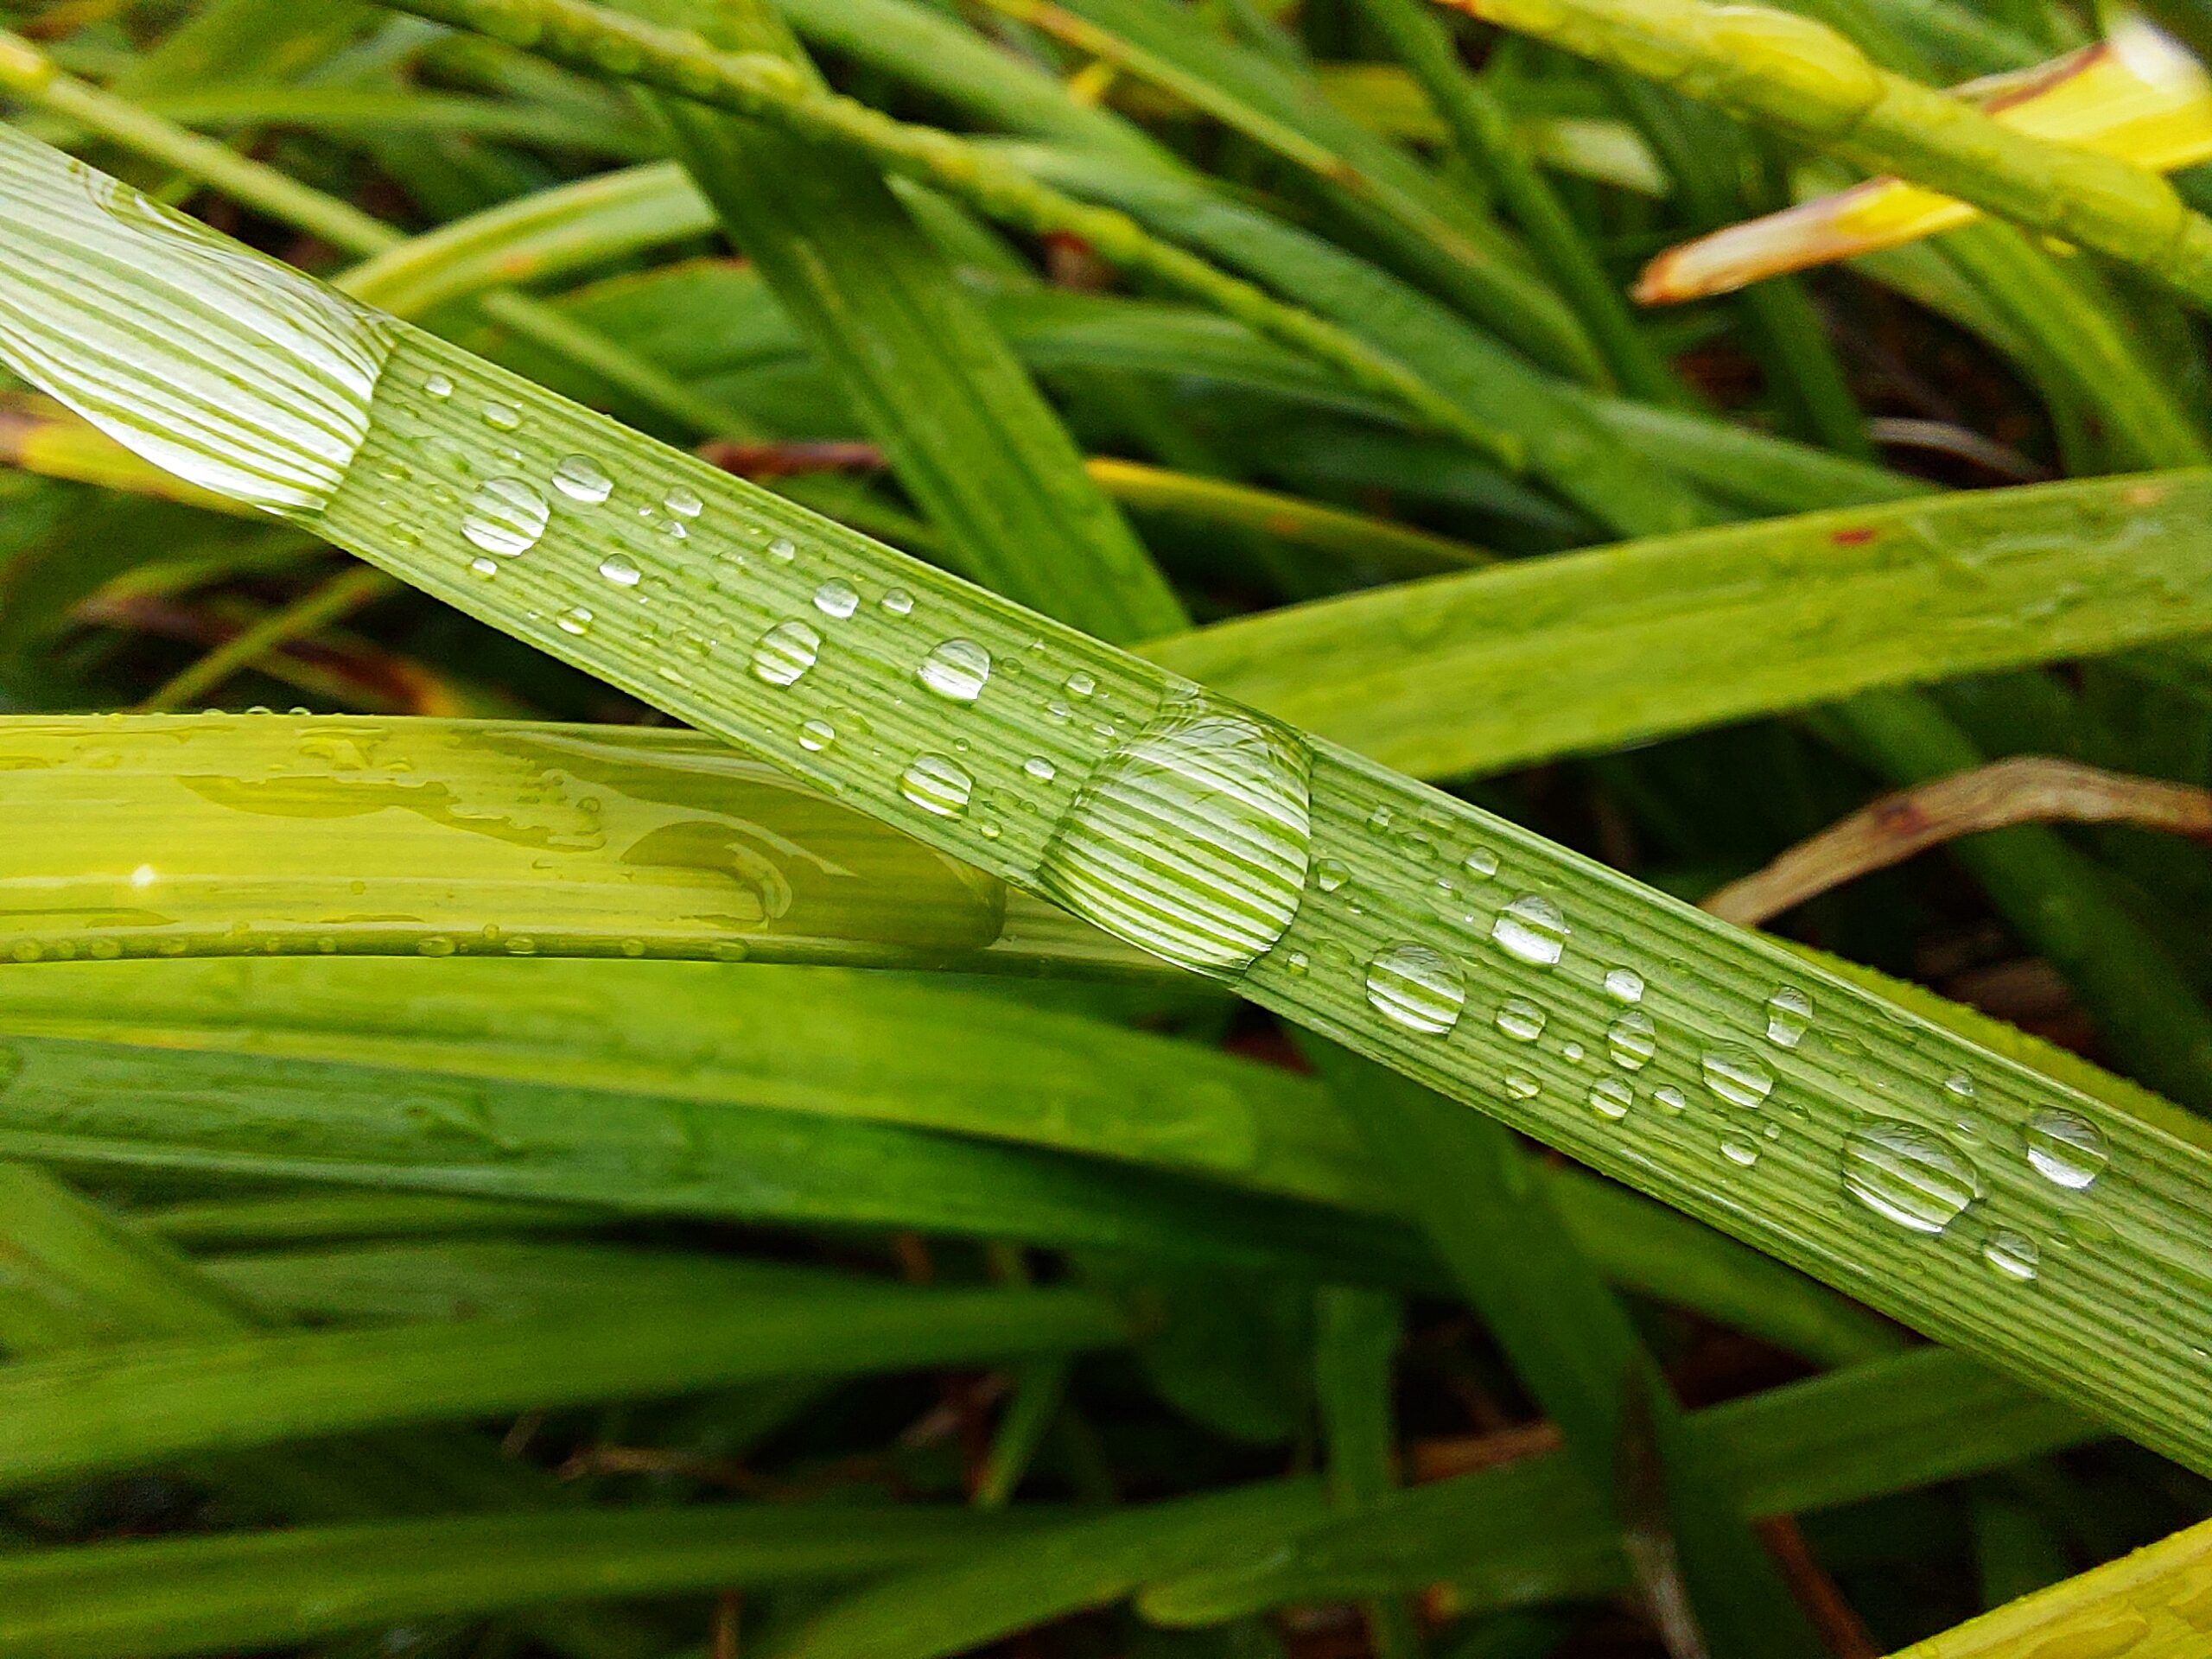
481,399,521,430
881,588,914,616
1023,756,1057,784
1655,1085,1688,1113
1984,1229,2039,1281
1608,1009,1656,1070
1591,1077,1632,1120
799,719,835,753
425,372,454,399
1037,699,1311,974
1765,987,1812,1048
664,484,703,518
919,639,991,703
556,605,592,636
814,579,859,620
1702,1045,1775,1108
1843,1118,1980,1234
1605,967,1644,1003
1365,944,1465,1034
1463,847,1499,879
1503,1070,1541,1100
1720,1132,1761,1167
1491,893,1567,965
1315,858,1348,893
900,753,972,817
597,553,640,588
461,477,550,556
552,454,613,504
2025,1110,2107,1189
1496,997,1546,1041
750,620,820,687
1065,671,1096,698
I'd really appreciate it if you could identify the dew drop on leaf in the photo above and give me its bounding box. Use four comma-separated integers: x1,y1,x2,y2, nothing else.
1495,997,1546,1041
899,753,972,817
1364,943,1465,1034
597,554,640,588
1984,1229,2039,1281
2025,1110,2107,1190
1491,893,1567,965
918,639,991,703
1590,1077,1633,1120
461,478,549,557
813,579,859,620
552,454,612,504
664,484,703,518
1605,967,1644,1003
1842,1117,1980,1233
1702,1044,1774,1108
750,620,820,687
1765,987,1811,1048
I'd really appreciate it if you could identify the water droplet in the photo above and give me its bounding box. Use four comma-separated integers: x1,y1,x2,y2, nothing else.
1590,1077,1632,1120
813,579,859,620
1702,1045,1775,1109
1315,858,1348,893
1606,1010,1657,1069
1654,1085,1688,1113
656,518,686,540
1605,967,1644,1002
556,605,592,636
2025,1110,2107,1190
417,936,455,958
1503,1070,1541,1100
1037,698,1312,974
597,553,640,588
750,620,820,687
1284,950,1309,976
1563,1040,1585,1063
918,639,991,703
1720,1131,1762,1167
1044,702,1072,725
664,484,703,518
468,556,497,578
1367,804,1394,834
881,588,913,616
767,537,796,562
1023,756,1057,783
1065,671,1096,698
1944,1071,1977,1100
1496,997,1546,1041
1491,893,1567,966
798,719,835,753
900,753,972,817
1463,847,1499,879
1365,944,1465,1034
1765,988,1811,1049
552,454,612,504
1983,1229,2039,1281
481,399,521,431
1842,1118,1980,1234
461,477,549,556
424,372,454,399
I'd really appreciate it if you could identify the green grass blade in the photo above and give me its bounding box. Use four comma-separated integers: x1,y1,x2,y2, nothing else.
6,134,2209,1479
138,1191,592,1247
1313,1286,1424,1659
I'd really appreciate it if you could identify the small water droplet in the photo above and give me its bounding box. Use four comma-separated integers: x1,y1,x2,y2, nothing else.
1765,987,1812,1049
1491,893,1567,966
1702,1045,1775,1109
767,537,797,562
481,399,521,430
1463,847,1499,879
1590,1077,1633,1120
424,372,454,399
919,639,991,702
1607,1010,1657,1069
814,579,859,620
799,719,835,753
1023,756,1057,783
1284,950,1309,976
1045,701,1072,724
881,587,914,616
656,518,686,539
664,484,703,518
1496,997,1547,1041
2024,1110,2107,1190
1654,1084,1688,1113
1983,1229,2039,1281
597,553,640,588
750,620,820,687
1720,1131,1762,1167
552,454,612,504
556,605,592,635
1503,1070,1541,1100
468,556,497,577
1065,671,1096,698
461,477,549,556
1842,1117,1980,1233
1365,943,1465,1034
1944,1071,1977,1100
417,935,455,958
1605,967,1644,1002
1367,804,1395,834
900,753,972,817
1563,1040,1585,1063
1315,858,1349,893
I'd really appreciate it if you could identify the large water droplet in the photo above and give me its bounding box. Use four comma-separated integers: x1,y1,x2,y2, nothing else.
881,588,914,617
900,753,972,817
918,639,991,703
597,553,640,588
1843,1117,1980,1234
552,454,613,504
556,605,592,636
1463,847,1499,880
2025,1110,2107,1190
481,399,521,431
1606,1010,1656,1070
1590,1077,1633,1121
1503,1070,1541,1100
1765,988,1812,1049
1366,944,1465,1034
461,477,549,556
1654,1084,1688,1114
1605,967,1644,1003
424,372,454,399
1491,893,1567,966
1984,1229,2039,1281
1702,1045,1775,1109
1023,756,1057,783
1720,1131,1761,1167
664,484,703,518
1035,697,1311,975
1065,671,1096,698
798,719,835,753
1496,997,1547,1041
750,620,820,688
814,579,859,620
0,128,396,513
